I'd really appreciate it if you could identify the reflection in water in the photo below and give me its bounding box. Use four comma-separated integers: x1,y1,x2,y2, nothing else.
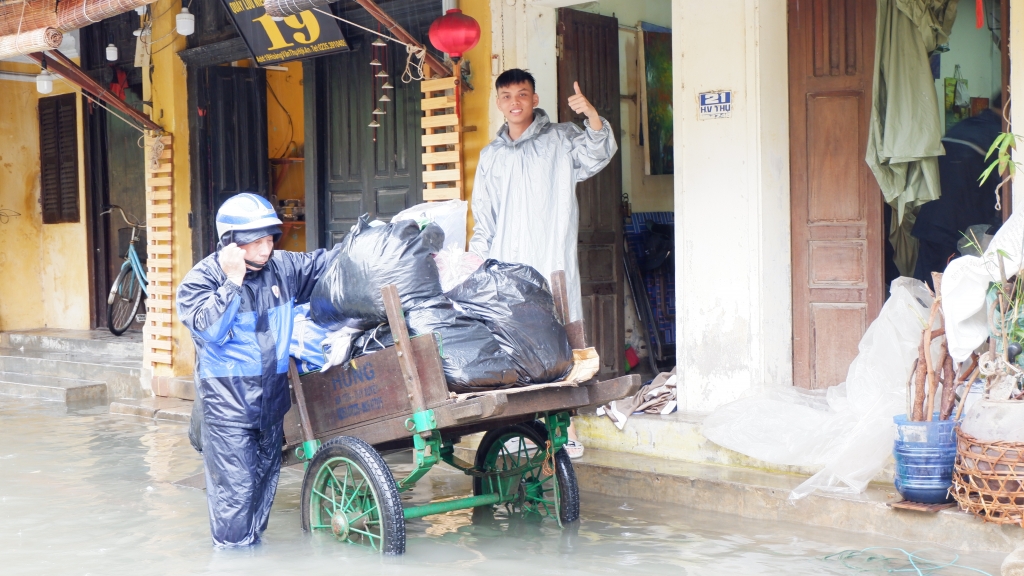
0,398,1004,576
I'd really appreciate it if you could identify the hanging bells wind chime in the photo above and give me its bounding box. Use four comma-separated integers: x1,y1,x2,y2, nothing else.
368,35,391,131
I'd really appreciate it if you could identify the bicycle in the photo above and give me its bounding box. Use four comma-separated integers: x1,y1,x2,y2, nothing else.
103,205,149,336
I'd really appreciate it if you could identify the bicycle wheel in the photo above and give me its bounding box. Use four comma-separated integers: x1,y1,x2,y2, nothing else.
107,266,143,336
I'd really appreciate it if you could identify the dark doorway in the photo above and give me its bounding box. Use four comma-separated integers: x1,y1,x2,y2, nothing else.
82,14,147,330
192,66,271,259
305,1,441,248
556,8,625,380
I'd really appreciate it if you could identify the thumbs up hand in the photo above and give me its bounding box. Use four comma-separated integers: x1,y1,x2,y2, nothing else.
567,81,603,130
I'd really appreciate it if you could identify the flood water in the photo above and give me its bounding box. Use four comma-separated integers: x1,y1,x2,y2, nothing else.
0,397,1005,575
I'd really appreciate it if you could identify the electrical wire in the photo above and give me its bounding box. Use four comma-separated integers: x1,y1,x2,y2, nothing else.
56,76,148,137
312,7,414,48
823,547,994,576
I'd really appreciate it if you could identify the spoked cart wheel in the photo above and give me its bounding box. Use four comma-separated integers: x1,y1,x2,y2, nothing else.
473,421,580,524
300,436,406,555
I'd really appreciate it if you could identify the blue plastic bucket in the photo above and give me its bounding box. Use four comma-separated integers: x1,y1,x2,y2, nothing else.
892,414,958,504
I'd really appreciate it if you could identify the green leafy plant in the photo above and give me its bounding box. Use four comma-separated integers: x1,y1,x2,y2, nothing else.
980,132,1021,210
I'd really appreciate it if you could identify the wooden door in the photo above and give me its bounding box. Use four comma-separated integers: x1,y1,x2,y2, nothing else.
315,2,436,245
194,66,270,257
789,0,883,389
557,8,624,379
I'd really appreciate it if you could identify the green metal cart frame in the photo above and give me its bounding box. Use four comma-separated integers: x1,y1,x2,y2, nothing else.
282,283,640,555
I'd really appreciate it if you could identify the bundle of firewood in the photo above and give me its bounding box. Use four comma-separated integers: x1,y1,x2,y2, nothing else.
908,272,978,421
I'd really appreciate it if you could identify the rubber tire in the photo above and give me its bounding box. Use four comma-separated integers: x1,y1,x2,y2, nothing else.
300,436,406,555
472,420,581,524
107,266,143,336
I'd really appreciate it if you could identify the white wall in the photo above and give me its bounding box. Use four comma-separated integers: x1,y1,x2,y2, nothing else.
491,0,793,412
934,8,1003,131
671,0,792,411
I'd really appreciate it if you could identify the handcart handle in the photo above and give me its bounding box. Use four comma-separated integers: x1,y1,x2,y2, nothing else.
381,284,430,437
288,357,316,443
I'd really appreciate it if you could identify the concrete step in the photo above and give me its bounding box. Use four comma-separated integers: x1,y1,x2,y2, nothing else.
0,346,144,402
573,411,895,483
110,397,193,423
571,448,1023,555
0,371,108,407
0,348,139,377
152,376,195,401
1,328,143,360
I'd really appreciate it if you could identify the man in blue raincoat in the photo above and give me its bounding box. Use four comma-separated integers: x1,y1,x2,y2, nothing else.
177,193,333,547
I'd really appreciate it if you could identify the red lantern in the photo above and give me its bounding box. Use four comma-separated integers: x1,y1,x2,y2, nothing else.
428,9,480,61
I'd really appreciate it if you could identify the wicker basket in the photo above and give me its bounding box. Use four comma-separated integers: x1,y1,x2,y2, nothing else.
951,428,1024,525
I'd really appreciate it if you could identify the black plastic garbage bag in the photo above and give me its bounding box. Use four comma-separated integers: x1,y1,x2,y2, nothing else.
351,298,518,393
446,260,573,384
407,297,518,392
310,218,445,329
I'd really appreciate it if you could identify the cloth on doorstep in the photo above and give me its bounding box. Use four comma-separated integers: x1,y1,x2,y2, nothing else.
912,109,1004,285
469,108,617,323
597,368,677,430
866,0,959,276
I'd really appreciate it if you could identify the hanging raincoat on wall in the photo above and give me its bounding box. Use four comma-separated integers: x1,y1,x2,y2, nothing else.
866,0,959,276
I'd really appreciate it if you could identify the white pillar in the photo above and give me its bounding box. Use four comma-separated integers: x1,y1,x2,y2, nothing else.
672,0,792,412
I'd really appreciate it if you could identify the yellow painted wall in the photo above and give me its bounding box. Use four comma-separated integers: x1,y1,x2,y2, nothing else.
146,0,194,376
266,62,306,251
0,62,91,332
460,0,492,239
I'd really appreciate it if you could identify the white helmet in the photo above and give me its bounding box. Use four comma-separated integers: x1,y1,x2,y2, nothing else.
215,193,283,242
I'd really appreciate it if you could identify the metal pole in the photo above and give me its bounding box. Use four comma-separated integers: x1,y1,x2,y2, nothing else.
402,493,502,519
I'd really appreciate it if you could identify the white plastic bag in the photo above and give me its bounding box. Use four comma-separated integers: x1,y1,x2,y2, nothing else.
393,200,468,251
943,211,1024,362
434,245,484,293
320,326,363,372
702,277,934,499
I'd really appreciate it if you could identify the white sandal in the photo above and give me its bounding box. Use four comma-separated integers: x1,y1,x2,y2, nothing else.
565,439,584,459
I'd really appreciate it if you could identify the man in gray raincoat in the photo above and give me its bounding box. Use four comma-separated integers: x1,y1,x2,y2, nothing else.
469,68,617,325
469,69,617,457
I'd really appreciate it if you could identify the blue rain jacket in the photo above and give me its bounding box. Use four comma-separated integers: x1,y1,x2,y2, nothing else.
178,248,333,430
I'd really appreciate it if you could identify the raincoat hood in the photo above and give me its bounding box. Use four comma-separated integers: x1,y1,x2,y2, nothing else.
497,108,553,146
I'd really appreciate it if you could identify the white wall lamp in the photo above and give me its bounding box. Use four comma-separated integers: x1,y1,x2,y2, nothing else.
36,60,53,94
106,42,118,61
176,7,195,36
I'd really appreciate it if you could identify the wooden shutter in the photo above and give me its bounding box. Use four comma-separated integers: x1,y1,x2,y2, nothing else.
38,93,80,224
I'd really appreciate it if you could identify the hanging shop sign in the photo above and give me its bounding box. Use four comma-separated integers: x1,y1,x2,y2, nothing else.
221,0,349,65
698,90,732,120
